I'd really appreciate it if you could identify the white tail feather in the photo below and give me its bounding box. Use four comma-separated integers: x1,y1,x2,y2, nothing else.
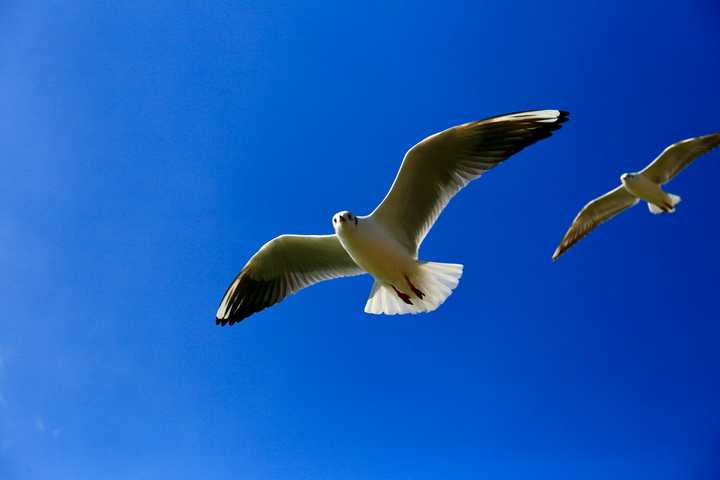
648,193,682,215
648,203,664,214
364,262,463,315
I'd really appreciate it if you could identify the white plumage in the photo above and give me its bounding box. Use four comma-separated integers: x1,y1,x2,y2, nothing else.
216,110,569,325
552,132,720,261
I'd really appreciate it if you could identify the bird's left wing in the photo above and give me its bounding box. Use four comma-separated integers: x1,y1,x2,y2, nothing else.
216,234,364,325
370,110,569,255
641,133,720,184
552,186,639,261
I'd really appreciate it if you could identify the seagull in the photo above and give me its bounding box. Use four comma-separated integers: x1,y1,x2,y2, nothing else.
552,132,720,261
216,110,569,325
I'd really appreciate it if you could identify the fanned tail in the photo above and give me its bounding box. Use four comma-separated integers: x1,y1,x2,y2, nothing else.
648,193,682,214
364,262,464,315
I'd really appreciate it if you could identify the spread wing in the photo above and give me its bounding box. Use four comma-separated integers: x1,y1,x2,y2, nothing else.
552,186,639,261
641,133,720,184
370,110,569,255
216,234,364,325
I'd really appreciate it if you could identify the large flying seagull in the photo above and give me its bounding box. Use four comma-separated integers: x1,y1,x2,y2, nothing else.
553,132,720,260
217,110,569,325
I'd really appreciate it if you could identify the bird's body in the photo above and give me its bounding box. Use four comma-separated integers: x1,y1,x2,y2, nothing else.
333,211,463,314
621,173,678,213
334,213,413,287
216,109,569,325
553,132,720,260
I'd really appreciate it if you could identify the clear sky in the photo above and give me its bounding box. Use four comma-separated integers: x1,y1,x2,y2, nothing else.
1,1,719,479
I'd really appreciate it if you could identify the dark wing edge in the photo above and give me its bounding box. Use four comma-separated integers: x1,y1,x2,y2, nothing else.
371,109,570,254
641,133,720,184
216,234,364,326
552,186,639,261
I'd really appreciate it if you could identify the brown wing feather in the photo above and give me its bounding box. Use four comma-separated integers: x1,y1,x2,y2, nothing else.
641,133,720,184
552,186,639,261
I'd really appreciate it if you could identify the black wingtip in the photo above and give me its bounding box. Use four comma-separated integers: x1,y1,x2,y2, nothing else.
215,271,280,327
215,315,243,327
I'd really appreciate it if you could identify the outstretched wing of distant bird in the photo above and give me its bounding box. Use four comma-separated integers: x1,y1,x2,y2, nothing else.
216,235,364,326
370,110,569,255
552,186,639,261
641,133,720,184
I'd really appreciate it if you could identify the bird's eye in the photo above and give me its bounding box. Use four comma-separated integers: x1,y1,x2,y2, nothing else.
333,218,337,223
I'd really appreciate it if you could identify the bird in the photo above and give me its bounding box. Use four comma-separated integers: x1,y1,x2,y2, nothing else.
216,109,569,325
552,132,720,261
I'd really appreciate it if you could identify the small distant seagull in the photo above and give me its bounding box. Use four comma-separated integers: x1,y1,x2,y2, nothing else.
552,132,720,261
216,110,569,325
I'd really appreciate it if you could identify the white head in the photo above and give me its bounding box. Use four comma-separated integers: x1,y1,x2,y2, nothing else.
620,172,636,182
332,210,358,231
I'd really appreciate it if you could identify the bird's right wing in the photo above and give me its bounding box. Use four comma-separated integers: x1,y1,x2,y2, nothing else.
641,133,720,184
552,186,639,261
216,234,364,325
370,110,569,256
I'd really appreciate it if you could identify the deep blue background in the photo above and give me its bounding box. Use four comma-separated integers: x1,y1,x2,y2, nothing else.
1,1,719,478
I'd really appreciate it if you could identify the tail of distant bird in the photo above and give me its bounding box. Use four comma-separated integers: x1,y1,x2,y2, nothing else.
364,262,463,315
648,193,682,214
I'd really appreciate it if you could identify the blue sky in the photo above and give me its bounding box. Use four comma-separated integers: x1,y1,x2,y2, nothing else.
1,1,719,478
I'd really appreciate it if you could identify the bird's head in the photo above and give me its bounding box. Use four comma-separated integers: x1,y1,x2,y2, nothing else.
620,173,636,182
332,211,358,231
